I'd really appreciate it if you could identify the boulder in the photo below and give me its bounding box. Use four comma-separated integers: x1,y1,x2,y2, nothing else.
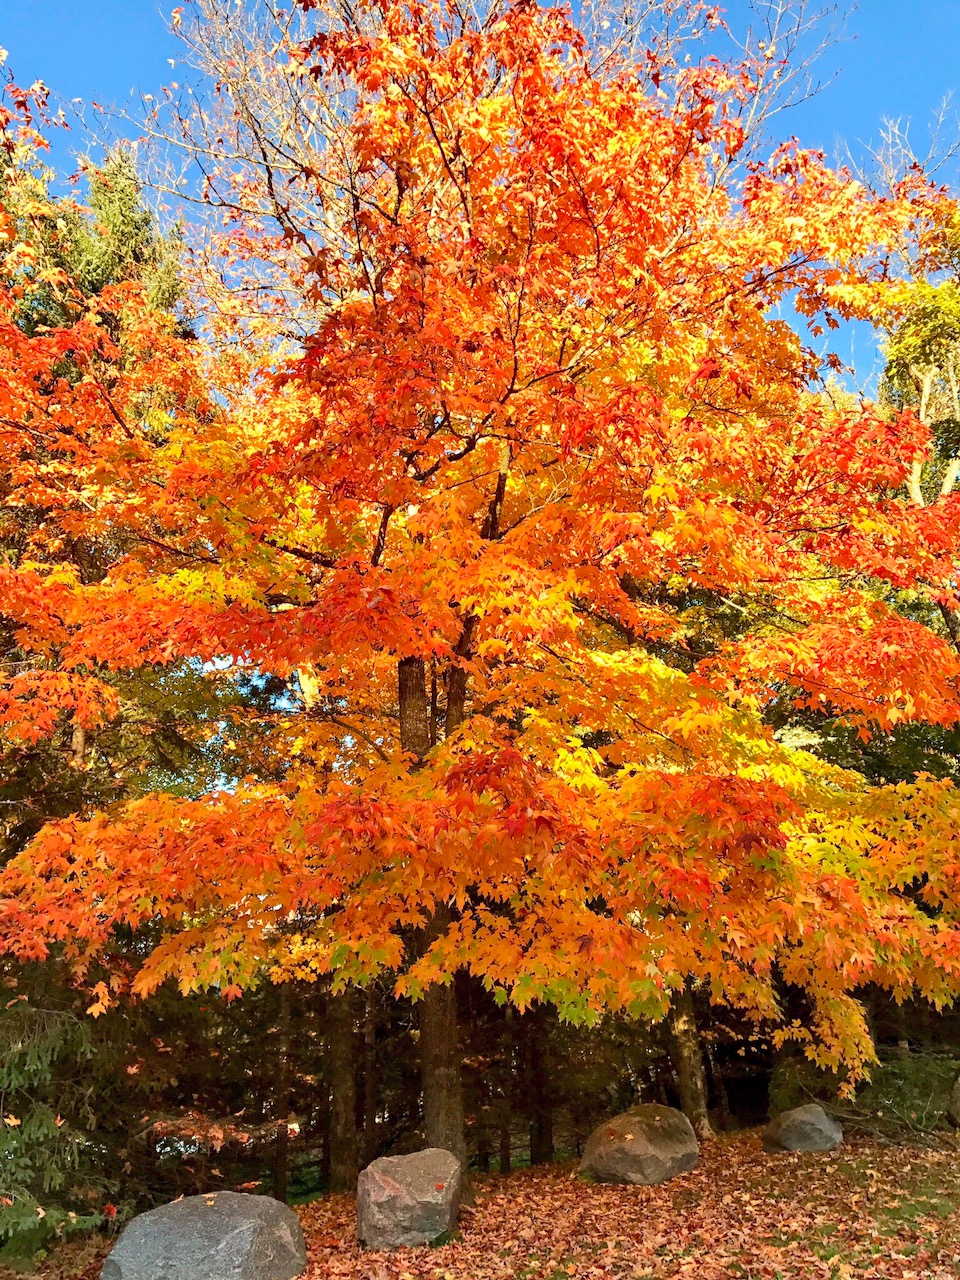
578,1104,699,1185
763,1103,843,1153
101,1191,306,1280
357,1147,463,1250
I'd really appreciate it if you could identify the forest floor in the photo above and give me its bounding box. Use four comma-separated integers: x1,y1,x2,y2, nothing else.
9,1131,960,1280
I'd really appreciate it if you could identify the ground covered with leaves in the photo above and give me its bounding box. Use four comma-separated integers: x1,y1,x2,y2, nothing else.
8,1134,960,1280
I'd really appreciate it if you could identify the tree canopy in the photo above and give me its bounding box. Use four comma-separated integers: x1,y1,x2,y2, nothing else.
3,0,960,1157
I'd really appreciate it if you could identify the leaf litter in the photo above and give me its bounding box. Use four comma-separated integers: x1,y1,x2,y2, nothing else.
7,1133,959,1280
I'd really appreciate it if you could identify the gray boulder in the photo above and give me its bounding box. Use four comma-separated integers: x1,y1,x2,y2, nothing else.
357,1147,462,1249
578,1104,699,1185
763,1103,843,1153
101,1191,306,1280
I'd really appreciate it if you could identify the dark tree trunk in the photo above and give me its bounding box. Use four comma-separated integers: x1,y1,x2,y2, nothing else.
398,655,467,1163
523,1006,555,1165
361,988,379,1166
705,1040,733,1131
444,617,476,736
327,988,359,1191
667,983,714,1141
499,1005,513,1174
316,1083,331,1191
419,906,466,1161
271,1126,290,1203
893,1003,912,1058
271,985,292,1202
499,1117,512,1174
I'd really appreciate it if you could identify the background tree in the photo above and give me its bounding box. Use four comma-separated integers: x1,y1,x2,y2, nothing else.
0,74,276,1256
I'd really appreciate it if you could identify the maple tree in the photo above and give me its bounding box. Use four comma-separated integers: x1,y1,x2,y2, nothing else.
3,0,960,1165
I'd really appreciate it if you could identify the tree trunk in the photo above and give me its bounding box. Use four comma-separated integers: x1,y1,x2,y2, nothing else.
419,905,466,1161
499,1005,513,1174
667,983,714,1141
327,988,359,1191
705,1040,732,1132
524,1006,555,1165
892,1001,912,1059
444,616,476,736
271,985,292,1202
398,656,431,759
361,987,379,1165
398,656,467,1162
316,1080,331,1191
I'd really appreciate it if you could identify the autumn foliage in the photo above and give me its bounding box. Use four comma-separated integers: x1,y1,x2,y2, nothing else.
3,0,960,1091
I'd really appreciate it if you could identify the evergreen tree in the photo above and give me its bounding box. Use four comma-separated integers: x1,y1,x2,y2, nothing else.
0,127,231,1258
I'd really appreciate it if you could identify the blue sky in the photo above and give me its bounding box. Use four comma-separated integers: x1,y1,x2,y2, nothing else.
3,1,958,168
2,0,958,382
728,0,960,163
3,2,179,117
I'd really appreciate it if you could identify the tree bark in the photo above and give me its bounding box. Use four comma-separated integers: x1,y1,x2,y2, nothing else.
327,988,359,1191
499,1004,513,1174
361,987,379,1166
445,616,477,736
271,985,292,1202
704,1039,732,1132
398,655,466,1162
476,1124,491,1173
523,1006,555,1165
667,983,714,1141
892,1000,912,1059
316,1078,331,1191
398,655,431,759
419,904,466,1162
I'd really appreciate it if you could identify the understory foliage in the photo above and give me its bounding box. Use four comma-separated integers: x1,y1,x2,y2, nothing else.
2,0,960,1251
